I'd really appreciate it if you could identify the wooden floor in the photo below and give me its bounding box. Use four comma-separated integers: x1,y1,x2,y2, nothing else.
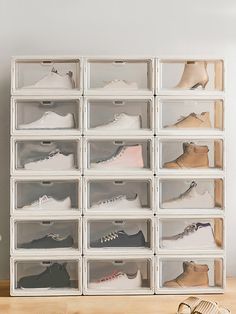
0,278,235,314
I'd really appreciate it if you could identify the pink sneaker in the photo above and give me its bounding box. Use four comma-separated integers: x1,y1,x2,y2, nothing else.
90,145,144,169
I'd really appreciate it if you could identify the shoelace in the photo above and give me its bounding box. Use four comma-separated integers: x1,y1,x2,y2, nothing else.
97,195,125,206
97,146,126,164
100,231,119,243
46,233,61,240
175,223,199,240
29,195,50,206
97,271,124,283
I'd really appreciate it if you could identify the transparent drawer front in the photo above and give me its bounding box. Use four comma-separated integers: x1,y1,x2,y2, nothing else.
86,178,153,213
13,98,81,131
14,139,80,172
158,257,224,291
86,59,153,92
14,179,80,212
158,218,223,251
158,99,224,131
159,178,224,211
13,259,81,293
159,139,223,171
86,139,152,171
13,58,81,91
158,59,224,92
85,98,153,133
86,258,153,293
13,219,80,252
86,218,153,251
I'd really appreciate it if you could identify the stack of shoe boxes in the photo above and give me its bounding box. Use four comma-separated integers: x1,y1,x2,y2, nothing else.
10,57,83,296
10,56,225,296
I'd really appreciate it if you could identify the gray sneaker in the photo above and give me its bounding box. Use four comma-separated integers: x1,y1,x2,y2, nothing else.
19,233,74,249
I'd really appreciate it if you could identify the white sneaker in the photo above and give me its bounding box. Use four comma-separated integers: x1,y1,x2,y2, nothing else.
162,222,218,249
88,270,142,290
23,68,75,89
91,194,141,210
162,181,214,209
21,195,71,210
93,113,141,131
24,150,75,170
90,145,144,169
102,79,138,90
19,112,75,129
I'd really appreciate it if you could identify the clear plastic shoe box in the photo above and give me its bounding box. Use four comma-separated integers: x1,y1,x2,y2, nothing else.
156,217,224,254
83,176,154,215
11,136,81,175
84,96,154,136
156,58,224,95
11,96,82,135
11,217,82,255
156,96,224,135
83,216,154,255
10,256,82,296
11,176,82,216
155,255,225,294
83,255,154,295
11,56,83,96
156,137,224,174
84,57,154,95
157,176,224,214
83,136,154,175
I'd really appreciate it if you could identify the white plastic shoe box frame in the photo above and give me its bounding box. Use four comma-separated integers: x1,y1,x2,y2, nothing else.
10,56,226,296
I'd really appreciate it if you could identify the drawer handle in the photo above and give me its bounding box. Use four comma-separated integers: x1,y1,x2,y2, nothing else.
114,141,124,145
41,141,53,145
113,220,125,226
41,261,52,266
41,181,53,186
113,101,125,106
40,221,53,225
112,260,125,266
113,180,125,185
41,60,54,66
112,60,126,65
40,101,53,106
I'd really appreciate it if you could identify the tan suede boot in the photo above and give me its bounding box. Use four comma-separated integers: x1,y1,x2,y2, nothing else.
164,261,209,288
175,61,209,89
163,142,209,169
166,112,211,129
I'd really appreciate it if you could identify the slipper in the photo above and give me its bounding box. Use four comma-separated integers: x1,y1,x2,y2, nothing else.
192,300,231,314
177,296,201,314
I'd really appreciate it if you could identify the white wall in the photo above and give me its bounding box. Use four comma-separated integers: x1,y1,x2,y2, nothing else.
0,0,236,279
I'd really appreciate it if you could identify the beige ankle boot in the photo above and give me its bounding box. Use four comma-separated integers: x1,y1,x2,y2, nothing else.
163,142,209,169
166,112,211,129
164,261,209,288
175,61,209,90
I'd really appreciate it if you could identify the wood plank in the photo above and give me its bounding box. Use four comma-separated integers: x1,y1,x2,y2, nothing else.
0,278,235,314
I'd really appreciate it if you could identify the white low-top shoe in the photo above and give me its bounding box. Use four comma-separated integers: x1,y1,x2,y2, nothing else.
91,194,142,211
24,150,75,170
162,181,214,209
93,113,141,131
162,222,218,249
23,68,75,89
88,270,142,290
19,112,75,129
102,79,138,90
90,145,144,169
22,195,71,210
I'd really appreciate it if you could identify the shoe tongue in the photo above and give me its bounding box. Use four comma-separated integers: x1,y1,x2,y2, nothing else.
118,230,126,235
196,222,211,229
40,195,49,202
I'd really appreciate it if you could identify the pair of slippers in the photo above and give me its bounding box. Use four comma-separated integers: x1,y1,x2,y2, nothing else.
178,296,231,314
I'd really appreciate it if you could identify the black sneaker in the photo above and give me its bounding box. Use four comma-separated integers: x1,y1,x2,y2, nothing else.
90,230,145,248
19,233,74,249
18,263,71,289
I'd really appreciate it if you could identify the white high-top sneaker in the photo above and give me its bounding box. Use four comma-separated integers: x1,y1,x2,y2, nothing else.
102,79,138,90
90,145,144,169
23,68,75,89
21,195,71,210
88,270,142,290
93,113,141,131
91,194,141,210
162,222,218,249
24,150,75,170
19,112,75,129
162,181,214,209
